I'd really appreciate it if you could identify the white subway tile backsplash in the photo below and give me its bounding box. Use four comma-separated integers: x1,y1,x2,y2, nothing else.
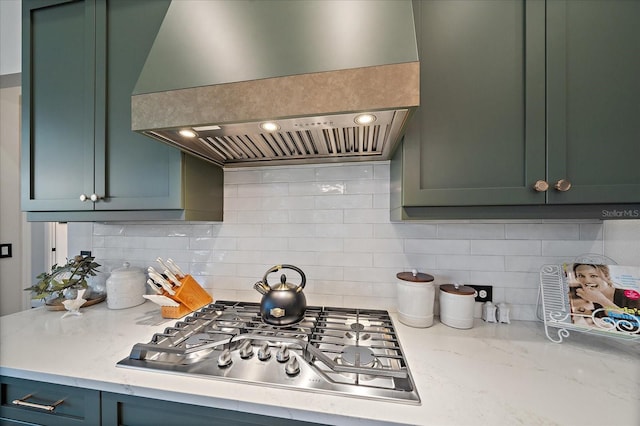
224,169,262,184
236,210,289,224
436,255,505,271
346,180,389,195
289,209,343,224
471,240,541,256
579,223,604,240
437,223,505,239
541,240,603,257
224,196,263,211
374,223,437,239
262,167,316,183
237,182,288,197
468,271,538,288
373,162,391,180
316,223,372,239
315,194,372,209
190,237,236,250
373,193,390,209
144,237,190,250
505,255,576,273
261,195,315,211
505,223,580,240
314,164,373,181
405,239,470,255
603,220,640,265
288,237,343,252
343,208,390,224
314,252,373,267
93,223,124,236
82,162,628,322
262,224,317,238
345,238,403,253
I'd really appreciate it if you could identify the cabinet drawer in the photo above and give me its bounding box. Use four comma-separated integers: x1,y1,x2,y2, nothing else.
101,392,321,426
0,376,100,426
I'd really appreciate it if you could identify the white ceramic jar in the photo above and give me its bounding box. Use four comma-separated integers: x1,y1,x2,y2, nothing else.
105,262,146,309
396,270,435,327
439,283,476,329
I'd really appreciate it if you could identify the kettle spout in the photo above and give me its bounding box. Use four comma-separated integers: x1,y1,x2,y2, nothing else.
253,281,270,295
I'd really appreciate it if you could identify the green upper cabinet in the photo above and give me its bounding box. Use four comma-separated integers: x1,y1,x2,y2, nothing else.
546,0,640,204
21,0,95,212
21,0,223,221
392,0,640,219
399,0,546,207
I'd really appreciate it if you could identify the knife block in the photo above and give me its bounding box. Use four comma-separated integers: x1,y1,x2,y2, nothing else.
160,275,213,319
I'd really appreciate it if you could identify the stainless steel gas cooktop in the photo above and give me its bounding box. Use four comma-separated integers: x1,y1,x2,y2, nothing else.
117,301,420,404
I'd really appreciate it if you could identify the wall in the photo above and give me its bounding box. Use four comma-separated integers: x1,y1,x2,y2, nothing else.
82,162,640,321
0,0,21,75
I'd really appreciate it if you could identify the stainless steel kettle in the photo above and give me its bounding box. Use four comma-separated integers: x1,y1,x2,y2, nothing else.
254,264,306,326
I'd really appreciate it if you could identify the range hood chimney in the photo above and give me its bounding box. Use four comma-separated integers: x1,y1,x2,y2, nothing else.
132,0,419,167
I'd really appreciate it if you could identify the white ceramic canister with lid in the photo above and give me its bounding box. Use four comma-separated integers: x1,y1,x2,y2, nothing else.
105,262,146,309
439,283,476,329
396,270,436,327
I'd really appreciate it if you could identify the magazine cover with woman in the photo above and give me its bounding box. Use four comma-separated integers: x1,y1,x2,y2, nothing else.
566,263,640,334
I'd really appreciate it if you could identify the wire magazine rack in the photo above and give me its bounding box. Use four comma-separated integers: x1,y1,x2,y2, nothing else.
538,254,640,343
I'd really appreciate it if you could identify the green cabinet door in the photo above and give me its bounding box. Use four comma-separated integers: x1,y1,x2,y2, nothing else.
94,0,181,211
21,0,96,211
400,0,546,207
101,392,322,426
394,0,640,220
22,0,224,220
0,376,100,425
546,0,640,204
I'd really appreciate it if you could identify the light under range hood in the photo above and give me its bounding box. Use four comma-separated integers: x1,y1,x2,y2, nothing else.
131,0,419,167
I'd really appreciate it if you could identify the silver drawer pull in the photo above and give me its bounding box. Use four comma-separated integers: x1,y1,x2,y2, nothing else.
12,393,64,412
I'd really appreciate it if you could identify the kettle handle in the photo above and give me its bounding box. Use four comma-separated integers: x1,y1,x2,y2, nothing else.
262,264,306,291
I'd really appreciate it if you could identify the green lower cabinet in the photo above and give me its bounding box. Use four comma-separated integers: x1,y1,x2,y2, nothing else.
22,0,223,221
0,376,100,426
393,0,640,220
0,377,322,426
101,392,321,426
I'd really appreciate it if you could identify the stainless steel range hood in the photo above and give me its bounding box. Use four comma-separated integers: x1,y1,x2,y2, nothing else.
132,0,419,167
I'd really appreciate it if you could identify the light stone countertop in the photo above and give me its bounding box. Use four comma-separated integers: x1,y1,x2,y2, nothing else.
1,301,638,425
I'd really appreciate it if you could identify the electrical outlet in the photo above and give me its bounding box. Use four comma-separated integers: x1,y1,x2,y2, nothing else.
468,285,492,302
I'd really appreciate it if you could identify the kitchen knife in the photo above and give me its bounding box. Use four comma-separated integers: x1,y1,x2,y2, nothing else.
146,279,162,294
166,258,186,278
163,269,182,287
156,257,172,274
147,267,175,295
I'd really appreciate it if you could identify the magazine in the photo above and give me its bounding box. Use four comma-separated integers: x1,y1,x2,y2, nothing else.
564,263,640,334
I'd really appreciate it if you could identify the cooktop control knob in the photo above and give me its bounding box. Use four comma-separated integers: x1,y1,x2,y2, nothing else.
257,342,271,361
285,356,300,376
217,349,232,368
239,340,253,359
276,345,290,363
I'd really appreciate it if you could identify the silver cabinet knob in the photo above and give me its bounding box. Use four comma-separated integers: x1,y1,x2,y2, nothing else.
79,194,88,202
532,180,549,192
554,179,572,192
89,193,100,202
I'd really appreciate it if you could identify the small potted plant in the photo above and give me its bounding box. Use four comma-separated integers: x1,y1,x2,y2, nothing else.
25,255,101,306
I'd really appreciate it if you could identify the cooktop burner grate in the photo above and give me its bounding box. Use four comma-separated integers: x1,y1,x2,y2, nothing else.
118,301,420,404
